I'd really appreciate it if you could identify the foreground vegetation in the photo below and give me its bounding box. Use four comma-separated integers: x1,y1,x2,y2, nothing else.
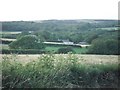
2,54,119,88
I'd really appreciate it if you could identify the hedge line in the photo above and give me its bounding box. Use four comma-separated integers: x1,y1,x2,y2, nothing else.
45,43,82,48
1,40,12,44
2,34,18,39
2,49,46,54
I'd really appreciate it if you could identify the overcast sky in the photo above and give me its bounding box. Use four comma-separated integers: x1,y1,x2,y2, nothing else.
0,0,119,21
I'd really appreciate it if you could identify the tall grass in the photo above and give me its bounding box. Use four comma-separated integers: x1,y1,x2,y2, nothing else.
2,54,119,88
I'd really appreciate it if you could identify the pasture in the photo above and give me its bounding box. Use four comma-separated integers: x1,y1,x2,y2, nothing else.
45,46,88,54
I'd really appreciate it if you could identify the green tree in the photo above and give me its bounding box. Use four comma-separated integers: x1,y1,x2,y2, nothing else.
69,33,83,44
85,34,98,44
87,39,119,55
9,35,45,49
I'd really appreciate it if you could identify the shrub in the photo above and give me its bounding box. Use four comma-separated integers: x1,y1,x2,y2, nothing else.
87,39,119,55
9,35,45,49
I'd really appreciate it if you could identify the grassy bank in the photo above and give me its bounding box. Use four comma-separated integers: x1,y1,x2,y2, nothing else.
2,54,119,88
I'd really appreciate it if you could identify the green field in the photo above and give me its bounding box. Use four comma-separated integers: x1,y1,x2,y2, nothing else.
45,46,88,54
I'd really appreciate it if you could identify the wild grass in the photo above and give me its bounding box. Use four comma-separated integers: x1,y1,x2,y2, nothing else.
2,54,119,88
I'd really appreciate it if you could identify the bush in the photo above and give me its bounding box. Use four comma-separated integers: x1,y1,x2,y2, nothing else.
9,35,45,49
87,39,119,55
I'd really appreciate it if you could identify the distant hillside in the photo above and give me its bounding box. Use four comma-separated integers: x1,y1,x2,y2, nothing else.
2,19,117,32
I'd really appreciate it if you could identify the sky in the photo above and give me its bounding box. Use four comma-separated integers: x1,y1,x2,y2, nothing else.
0,0,119,21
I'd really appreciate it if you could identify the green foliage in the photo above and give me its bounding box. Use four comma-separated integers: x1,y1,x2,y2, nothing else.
87,39,119,55
2,54,119,88
2,40,12,44
3,20,118,44
17,31,30,39
3,20,117,32
85,34,98,44
2,49,46,54
9,35,45,49
2,20,119,55
69,33,83,43
2,34,18,39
